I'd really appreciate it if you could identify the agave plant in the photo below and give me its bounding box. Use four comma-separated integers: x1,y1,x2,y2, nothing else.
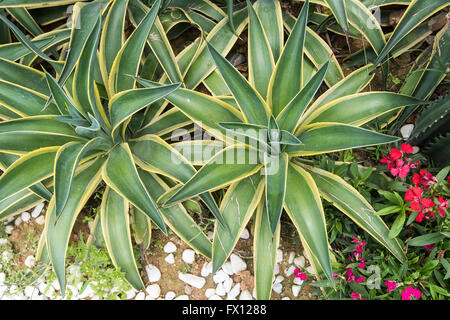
0,0,231,294
134,0,430,299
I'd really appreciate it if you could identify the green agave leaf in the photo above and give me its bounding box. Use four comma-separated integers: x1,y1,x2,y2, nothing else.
6,7,43,36
212,174,264,272
268,0,308,117
54,137,108,219
108,0,160,94
0,147,58,202
287,123,400,156
165,145,263,205
324,0,349,33
374,0,449,66
46,157,104,294
109,83,180,134
284,163,334,283
101,187,145,290
300,164,406,261
0,188,42,220
130,206,151,250
0,116,84,154
0,0,86,8
207,41,269,126
99,0,129,92
136,108,190,137
0,80,60,116
276,61,329,133
103,143,167,234
138,170,212,258
254,0,284,61
218,122,270,151
247,0,274,99
254,200,280,300
264,152,288,234
302,92,425,127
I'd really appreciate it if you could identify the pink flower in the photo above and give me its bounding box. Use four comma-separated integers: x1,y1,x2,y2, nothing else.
356,277,365,283
413,170,437,189
423,244,435,250
437,197,448,218
401,286,422,300
351,291,362,300
332,273,339,279
385,280,398,292
358,261,366,269
345,268,355,282
294,268,307,280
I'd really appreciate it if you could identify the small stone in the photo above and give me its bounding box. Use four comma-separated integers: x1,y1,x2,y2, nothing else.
274,275,284,284
230,254,246,274
182,249,196,264
135,292,145,300
239,290,252,300
31,203,45,218
125,289,136,299
215,283,226,296
4,225,13,234
184,285,193,295
274,264,280,275
252,288,256,299
213,270,229,283
227,283,240,300
207,231,214,241
294,256,305,268
0,239,7,246
208,294,222,300
2,251,12,262
146,284,161,299
293,277,304,286
21,212,31,223
292,285,301,297
288,252,295,264
163,242,176,253
222,262,233,275
272,282,282,294
44,286,55,298
223,277,233,293
240,228,250,239
51,280,60,291
281,297,290,300
9,285,19,295
178,273,206,289
413,146,420,154
400,124,414,139
174,295,189,300
0,273,5,284
78,284,95,299
24,255,35,268
276,249,283,263
306,266,314,274
201,262,212,277
35,216,45,225
145,295,154,300
14,217,22,226
284,265,296,277
24,286,39,297
205,288,216,298
165,291,176,300
165,253,175,264
145,264,161,282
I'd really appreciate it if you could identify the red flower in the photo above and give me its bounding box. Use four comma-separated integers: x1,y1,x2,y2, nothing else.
401,143,414,154
437,197,448,218
385,280,398,292
412,170,437,189
401,286,421,300
351,291,362,300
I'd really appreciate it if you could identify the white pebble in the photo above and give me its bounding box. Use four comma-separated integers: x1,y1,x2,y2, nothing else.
223,277,233,293
14,217,22,226
293,277,305,286
306,266,314,274
205,288,216,298
165,253,175,264
400,124,414,139
274,264,280,275
21,212,31,223
201,262,213,277
0,239,7,246
276,249,283,263
207,231,214,241
230,254,247,274
281,297,290,300
208,294,222,300
284,265,296,277
31,203,45,218
51,280,60,291
163,242,176,253
135,292,145,300
240,228,250,239
0,273,5,284
78,285,94,299
288,252,295,264
4,225,13,234
24,255,35,268
24,286,39,297
215,283,226,296
125,289,136,299
274,275,284,284
165,291,176,300
272,282,282,294
222,262,233,275
239,290,253,300
178,273,205,289
182,249,196,264
294,256,305,268
227,283,240,300
145,264,161,282
146,284,161,299
174,295,189,300
213,270,229,283
413,146,420,154
35,216,45,225
1,251,12,262
292,285,301,297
